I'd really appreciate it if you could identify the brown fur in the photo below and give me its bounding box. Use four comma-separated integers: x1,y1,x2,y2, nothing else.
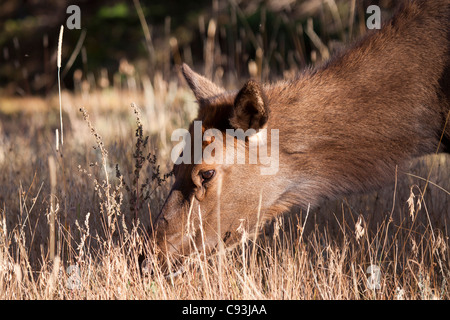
152,0,450,258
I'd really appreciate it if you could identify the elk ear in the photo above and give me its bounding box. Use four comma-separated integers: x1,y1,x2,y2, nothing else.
181,63,224,103
230,80,269,131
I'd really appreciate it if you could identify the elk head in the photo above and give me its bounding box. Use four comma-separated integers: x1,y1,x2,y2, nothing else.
151,64,283,262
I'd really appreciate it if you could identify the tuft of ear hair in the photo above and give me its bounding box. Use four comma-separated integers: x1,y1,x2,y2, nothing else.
230,80,270,131
181,63,224,103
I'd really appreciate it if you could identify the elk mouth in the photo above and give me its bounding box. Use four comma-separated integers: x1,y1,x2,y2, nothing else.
139,220,235,278
139,251,185,279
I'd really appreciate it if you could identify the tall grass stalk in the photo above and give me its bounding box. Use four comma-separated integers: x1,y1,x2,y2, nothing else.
48,156,57,261
57,25,64,147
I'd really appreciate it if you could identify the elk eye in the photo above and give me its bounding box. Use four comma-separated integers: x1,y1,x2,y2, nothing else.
201,169,215,182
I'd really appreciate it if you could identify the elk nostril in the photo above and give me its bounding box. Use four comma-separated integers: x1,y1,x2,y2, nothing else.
161,216,169,226
149,214,169,238
153,214,168,226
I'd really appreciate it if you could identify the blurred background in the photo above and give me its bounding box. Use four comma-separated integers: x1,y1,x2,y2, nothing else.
0,0,397,96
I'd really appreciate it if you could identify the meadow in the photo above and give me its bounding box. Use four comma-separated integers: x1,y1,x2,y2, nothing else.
0,0,449,299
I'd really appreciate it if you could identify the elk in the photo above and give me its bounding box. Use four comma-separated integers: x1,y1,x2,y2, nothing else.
151,0,450,261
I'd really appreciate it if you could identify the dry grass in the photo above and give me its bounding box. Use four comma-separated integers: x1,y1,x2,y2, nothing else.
0,79,448,300
0,0,449,300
